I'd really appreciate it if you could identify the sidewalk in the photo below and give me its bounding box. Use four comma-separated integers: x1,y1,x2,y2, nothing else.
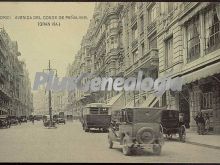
185,130,220,150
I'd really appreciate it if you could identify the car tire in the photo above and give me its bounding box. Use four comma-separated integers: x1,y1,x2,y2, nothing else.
136,127,155,144
153,145,162,155
122,137,132,156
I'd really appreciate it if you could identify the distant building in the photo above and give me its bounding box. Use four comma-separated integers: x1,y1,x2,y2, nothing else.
0,27,33,117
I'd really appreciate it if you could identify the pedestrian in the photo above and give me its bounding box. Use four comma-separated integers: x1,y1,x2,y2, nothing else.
179,113,184,126
18,117,21,125
205,114,210,134
194,112,205,135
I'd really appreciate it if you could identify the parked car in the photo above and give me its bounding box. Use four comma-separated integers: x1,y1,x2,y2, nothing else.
56,117,66,124
19,116,28,123
34,115,43,121
108,107,164,156
43,115,56,127
9,116,19,125
160,109,186,142
67,115,73,121
0,115,10,128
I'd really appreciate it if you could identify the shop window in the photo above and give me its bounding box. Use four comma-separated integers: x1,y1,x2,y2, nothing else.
186,15,200,62
165,37,173,67
205,6,220,54
201,92,213,109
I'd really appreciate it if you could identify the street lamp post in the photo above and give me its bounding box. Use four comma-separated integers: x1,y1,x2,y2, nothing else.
43,60,57,128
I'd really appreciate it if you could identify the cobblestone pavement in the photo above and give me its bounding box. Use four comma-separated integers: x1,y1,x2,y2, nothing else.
0,121,219,163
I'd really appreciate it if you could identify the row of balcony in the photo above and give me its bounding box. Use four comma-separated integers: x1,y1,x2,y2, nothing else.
126,49,159,76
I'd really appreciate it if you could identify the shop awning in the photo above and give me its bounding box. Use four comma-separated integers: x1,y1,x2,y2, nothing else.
141,94,159,108
181,62,220,85
107,92,123,106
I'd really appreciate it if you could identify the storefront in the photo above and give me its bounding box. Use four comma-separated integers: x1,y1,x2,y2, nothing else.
180,64,220,133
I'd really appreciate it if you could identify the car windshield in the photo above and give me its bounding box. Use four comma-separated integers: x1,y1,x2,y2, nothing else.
131,108,163,123
162,110,179,120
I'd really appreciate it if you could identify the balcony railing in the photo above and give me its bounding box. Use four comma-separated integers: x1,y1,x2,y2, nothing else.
126,49,159,75
147,21,156,35
132,39,138,49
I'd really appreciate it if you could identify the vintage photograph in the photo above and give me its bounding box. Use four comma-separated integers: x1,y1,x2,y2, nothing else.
0,1,220,163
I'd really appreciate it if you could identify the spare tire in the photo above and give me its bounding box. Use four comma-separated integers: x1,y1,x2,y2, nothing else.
136,127,155,144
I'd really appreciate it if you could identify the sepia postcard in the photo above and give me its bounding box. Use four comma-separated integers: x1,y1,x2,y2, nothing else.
0,1,220,163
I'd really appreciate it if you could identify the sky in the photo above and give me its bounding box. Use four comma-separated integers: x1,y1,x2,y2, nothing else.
0,2,96,89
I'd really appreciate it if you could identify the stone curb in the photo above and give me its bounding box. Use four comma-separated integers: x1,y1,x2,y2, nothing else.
185,140,220,150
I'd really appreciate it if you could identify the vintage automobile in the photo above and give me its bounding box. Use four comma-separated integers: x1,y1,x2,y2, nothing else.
19,116,28,123
43,115,56,127
81,103,111,132
34,115,43,121
56,117,66,124
9,116,19,125
160,109,186,142
0,115,10,128
108,107,164,156
66,115,73,121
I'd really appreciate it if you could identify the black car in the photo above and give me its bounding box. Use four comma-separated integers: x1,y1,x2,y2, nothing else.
9,116,18,125
20,116,28,123
43,115,56,127
57,117,66,124
0,115,10,128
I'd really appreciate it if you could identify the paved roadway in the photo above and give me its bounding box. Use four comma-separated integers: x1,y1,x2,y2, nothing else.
0,121,219,163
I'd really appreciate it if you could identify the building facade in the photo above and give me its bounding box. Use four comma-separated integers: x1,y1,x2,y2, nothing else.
67,2,220,134
0,27,33,117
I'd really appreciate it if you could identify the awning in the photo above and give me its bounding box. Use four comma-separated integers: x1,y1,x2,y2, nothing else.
140,92,160,108
107,92,123,106
107,92,125,112
181,62,220,85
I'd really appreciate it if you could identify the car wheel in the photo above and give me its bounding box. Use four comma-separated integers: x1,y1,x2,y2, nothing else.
108,135,113,149
84,126,89,132
122,137,132,156
153,145,162,155
136,127,155,144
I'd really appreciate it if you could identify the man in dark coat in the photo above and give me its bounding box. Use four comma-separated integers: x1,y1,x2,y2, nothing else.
194,112,205,135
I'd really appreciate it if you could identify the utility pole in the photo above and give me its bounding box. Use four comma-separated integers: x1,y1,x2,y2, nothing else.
43,60,57,128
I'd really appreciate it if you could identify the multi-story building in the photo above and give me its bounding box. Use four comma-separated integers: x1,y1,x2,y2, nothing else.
67,2,125,113
0,27,33,117
67,2,220,134
156,2,220,133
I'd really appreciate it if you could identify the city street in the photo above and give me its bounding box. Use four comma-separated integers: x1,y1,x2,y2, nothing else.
0,121,220,163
